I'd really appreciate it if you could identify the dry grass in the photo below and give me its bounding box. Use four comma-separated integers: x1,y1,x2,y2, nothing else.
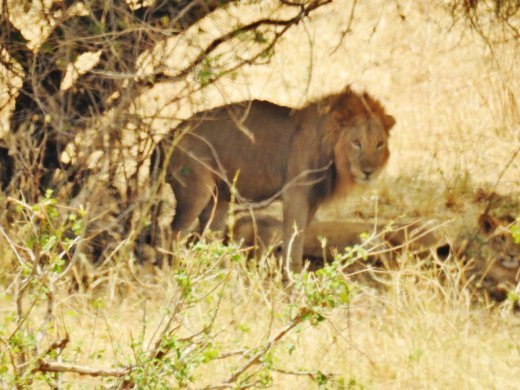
1,0,519,388
1,250,519,388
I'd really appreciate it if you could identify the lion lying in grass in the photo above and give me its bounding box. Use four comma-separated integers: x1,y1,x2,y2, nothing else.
232,214,448,269
153,87,395,272
234,212,520,302
473,214,520,301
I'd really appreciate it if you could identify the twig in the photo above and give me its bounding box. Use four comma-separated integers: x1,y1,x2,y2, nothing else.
0,224,30,267
200,308,311,389
331,0,358,53
483,145,520,216
272,366,336,379
35,361,130,377
149,0,332,84
40,336,70,359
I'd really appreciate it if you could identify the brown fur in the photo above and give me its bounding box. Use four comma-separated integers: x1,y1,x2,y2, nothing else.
154,87,395,272
233,212,520,301
476,214,520,301
232,214,283,258
233,215,447,268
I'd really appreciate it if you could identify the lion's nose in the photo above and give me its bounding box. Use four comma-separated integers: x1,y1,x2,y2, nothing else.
362,168,373,178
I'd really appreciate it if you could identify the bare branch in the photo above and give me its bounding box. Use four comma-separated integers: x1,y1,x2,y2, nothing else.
199,308,312,389
35,361,130,377
331,0,359,53
153,0,332,84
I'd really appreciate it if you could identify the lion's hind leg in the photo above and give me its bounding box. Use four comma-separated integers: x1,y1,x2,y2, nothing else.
171,163,216,239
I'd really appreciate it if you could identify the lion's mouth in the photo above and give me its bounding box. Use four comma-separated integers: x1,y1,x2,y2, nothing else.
354,177,373,184
351,169,379,184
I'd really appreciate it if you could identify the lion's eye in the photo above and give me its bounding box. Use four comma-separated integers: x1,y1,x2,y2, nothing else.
338,118,349,127
376,141,385,149
351,140,361,149
494,235,508,247
500,257,519,270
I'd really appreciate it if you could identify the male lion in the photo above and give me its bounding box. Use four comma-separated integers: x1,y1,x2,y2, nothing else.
154,87,395,272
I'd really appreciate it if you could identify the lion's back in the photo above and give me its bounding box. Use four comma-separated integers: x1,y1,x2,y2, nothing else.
189,100,296,147
177,100,301,199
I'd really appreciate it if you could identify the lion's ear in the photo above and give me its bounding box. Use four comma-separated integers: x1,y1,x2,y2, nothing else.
500,214,516,225
383,114,396,131
318,100,333,114
479,214,499,236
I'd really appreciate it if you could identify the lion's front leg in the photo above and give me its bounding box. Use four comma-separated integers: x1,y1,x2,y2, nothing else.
282,189,313,274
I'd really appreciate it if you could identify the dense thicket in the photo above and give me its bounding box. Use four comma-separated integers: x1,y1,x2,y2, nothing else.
0,0,331,200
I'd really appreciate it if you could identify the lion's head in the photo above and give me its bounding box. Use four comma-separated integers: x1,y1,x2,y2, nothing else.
478,214,520,287
325,88,395,184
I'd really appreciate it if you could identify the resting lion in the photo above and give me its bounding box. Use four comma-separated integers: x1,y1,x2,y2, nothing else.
233,215,448,267
475,213,520,301
153,87,395,272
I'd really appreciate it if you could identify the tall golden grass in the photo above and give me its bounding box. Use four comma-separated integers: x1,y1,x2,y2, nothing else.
0,0,519,388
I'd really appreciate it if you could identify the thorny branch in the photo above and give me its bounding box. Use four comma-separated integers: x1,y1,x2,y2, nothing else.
149,0,333,85
200,308,312,390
